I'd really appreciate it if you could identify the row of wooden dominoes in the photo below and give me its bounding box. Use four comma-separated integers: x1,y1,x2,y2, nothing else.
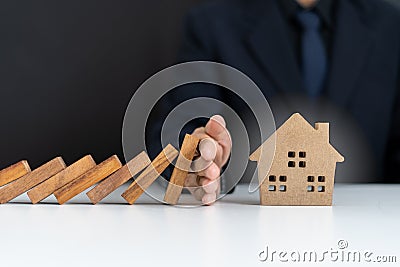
0,134,199,205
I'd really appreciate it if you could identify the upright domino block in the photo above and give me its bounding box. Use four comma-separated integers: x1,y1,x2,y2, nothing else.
0,160,31,187
87,151,151,204
0,157,66,204
27,155,96,204
164,134,199,205
54,155,122,204
122,144,178,205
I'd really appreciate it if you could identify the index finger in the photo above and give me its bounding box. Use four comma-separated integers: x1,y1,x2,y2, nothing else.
190,137,216,173
198,138,217,162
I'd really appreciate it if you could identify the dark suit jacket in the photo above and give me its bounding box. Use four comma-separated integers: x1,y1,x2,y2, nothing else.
148,0,400,182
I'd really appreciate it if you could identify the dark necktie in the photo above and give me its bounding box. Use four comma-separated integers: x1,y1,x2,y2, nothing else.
296,10,327,97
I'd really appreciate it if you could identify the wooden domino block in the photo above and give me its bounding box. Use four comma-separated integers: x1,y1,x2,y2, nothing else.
164,134,199,205
86,151,151,204
54,155,122,204
0,157,66,204
27,155,96,204
0,160,31,187
122,144,178,204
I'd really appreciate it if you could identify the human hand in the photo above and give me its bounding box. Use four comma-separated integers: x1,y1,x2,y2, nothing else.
185,115,232,205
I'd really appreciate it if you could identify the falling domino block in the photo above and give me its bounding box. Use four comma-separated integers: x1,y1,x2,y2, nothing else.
27,155,96,204
122,144,178,204
0,160,31,187
87,151,151,204
54,155,122,204
0,157,66,204
164,134,199,205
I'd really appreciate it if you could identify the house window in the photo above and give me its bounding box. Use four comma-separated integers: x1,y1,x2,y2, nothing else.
268,174,286,192
268,185,276,191
307,175,326,193
288,151,306,168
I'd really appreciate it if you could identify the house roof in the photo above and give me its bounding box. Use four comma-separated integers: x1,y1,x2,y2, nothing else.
249,113,344,163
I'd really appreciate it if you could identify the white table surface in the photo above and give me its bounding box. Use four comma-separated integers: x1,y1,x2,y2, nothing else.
1,183,399,267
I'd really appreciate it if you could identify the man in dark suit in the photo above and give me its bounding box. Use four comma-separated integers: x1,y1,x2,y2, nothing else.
148,0,400,204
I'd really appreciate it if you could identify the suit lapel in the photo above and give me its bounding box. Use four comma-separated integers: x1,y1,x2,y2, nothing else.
245,0,304,95
326,0,373,107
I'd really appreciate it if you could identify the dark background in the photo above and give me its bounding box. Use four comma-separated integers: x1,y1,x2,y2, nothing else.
1,0,399,170
0,0,203,169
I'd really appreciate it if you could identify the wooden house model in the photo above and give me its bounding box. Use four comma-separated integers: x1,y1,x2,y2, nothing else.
249,113,344,206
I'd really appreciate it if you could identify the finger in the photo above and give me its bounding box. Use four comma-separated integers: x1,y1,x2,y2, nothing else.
202,192,217,205
191,127,208,140
184,174,205,201
190,156,212,173
184,173,199,188
205,115,230,146
191,128,213,159
184,174,219,204
198,138,217,161
197,162,220,180
205,116,231,166
191,118,231,168
209,114,226,128
199,177,219,194
213,143,226,168
192,117,230,148
193,187,205,201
